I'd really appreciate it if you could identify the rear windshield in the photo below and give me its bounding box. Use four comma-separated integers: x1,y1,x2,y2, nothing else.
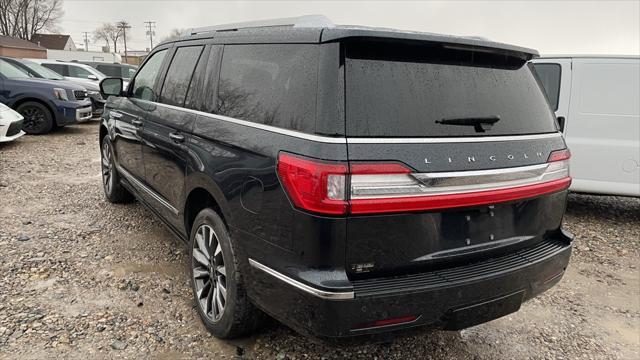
345,41,557,137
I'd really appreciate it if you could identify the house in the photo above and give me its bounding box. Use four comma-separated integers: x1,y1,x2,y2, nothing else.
0,35,47,58
30,33,76,51
121,50,149,65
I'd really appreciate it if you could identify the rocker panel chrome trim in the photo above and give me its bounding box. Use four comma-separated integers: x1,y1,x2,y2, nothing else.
116,165,180,216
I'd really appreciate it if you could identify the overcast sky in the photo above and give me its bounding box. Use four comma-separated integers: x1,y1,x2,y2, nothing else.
61,0,639,55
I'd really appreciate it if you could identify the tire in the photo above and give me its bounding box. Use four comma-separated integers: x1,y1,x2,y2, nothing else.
17,101,54,135
189,208,263,338
101,135,134,203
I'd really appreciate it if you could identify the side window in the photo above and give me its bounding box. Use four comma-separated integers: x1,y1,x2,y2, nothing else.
131,49,168,102
97,65,118,77
160,46,203,107
217,44,318,133
184,46,213,111
43,63,67,76
123,67,137,79
68,65,93,78
532,63,561,111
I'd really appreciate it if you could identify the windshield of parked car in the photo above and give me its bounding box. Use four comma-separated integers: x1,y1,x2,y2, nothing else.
0,60,31,79
18,59,65,80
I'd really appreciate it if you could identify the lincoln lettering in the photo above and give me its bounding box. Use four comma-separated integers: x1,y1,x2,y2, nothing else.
425,152,544,164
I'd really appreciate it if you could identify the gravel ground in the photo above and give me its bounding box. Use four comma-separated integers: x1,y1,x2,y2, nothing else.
0,123,638,359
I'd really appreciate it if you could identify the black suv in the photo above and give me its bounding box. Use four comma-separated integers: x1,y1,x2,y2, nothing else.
98,16,573,340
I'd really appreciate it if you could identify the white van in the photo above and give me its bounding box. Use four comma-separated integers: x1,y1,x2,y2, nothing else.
532,56,640,197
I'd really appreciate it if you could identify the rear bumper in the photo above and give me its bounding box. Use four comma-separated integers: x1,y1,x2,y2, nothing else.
246,230,573,339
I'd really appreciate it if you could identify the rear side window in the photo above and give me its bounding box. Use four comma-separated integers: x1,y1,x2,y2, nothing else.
42,63,66,76
68,65,92,78
98,64,137,79
217,44,318,133
345,41,557,137
160,46,203,107
96,65,119,77
533,63,561,111
131,49,168,101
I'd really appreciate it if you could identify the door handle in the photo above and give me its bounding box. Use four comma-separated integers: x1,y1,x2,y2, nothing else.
169,132,185,143
109,111,122,119
132,118,143,126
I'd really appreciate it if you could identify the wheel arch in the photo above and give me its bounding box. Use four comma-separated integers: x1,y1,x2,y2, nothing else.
184,174,232,239
13,97,57,125
99,123,108,147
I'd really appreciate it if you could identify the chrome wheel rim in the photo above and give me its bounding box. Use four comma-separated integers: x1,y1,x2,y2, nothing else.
192,224,227,322
101,141,113,194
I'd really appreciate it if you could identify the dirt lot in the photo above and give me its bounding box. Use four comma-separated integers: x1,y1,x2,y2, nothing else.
0,123,638,359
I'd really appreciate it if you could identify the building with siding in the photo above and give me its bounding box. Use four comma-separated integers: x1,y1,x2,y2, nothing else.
30,34,77,51
0,35,47,58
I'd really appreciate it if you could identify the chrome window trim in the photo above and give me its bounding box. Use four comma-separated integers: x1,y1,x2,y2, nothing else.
116,165,180,216
136,99,346,144
248,258,355,300
346,133,562,144
135,99,562,145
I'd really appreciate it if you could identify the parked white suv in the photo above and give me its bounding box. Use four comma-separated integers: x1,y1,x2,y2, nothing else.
27,59,107,86
532,56,640,197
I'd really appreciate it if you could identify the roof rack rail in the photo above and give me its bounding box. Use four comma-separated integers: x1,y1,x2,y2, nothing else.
188,15,334,35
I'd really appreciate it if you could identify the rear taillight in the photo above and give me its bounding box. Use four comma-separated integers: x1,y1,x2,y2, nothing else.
276,153,348,215
277,150,571,216
547,148,571,162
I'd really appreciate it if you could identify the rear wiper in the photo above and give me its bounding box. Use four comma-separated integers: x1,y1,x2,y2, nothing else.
435,116,500,133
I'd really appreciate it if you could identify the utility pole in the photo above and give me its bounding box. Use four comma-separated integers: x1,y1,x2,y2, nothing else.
144,21,156,49
81,32,89,51
116,21,131,63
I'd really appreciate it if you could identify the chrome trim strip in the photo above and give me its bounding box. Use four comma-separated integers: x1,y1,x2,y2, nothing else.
248,258,355,300
137,99,561,145
116,165,180,216
350,161,570,199
347,133,562,144
137,100,347,144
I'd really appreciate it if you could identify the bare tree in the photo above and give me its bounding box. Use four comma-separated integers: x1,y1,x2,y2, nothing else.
93,23,122,53
0,0,63,40
160,28,186,43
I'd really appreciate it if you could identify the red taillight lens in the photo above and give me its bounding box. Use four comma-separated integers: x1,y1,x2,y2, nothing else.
547,148,571,162
277,153,348,215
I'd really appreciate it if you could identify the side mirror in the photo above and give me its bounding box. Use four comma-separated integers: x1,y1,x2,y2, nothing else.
100,77,123,98
87,74,99,81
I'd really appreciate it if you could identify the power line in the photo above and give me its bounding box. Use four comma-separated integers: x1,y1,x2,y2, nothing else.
116,20,132,63
81,31,90,51
144,21,156,50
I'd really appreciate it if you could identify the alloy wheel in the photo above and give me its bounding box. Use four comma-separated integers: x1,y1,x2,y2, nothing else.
192,224,227,322
21,106,46,133
101,141,113,194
